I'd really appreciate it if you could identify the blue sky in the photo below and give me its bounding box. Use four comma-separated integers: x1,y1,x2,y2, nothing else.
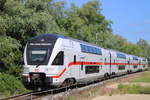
63,0,150,44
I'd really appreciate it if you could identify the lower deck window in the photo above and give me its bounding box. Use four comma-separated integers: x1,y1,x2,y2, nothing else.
85,66,99,74
133,65,138,69
118,65,125,70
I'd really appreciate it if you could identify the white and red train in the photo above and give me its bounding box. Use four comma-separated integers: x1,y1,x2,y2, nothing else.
22,33,148,87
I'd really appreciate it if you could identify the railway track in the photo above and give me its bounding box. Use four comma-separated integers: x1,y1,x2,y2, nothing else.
1,70,148,100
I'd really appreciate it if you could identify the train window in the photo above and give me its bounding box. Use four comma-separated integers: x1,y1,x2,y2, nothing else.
118,65,125,70
142,59,146,61
128,61,130,64
80,44,84,51
97,49,102,55
139,61,141,64
90,47,93,53
85,66,99,74
93,48,97,54
80,44,86,52
80,44,102,55
133,65,138,69
87,46,90,53
117,53,126,59
85,46,88,52
133,57,138,60
83,45,87,52
30,49,48,62
81,62,83,70
52,51,64,65
74,55,76,64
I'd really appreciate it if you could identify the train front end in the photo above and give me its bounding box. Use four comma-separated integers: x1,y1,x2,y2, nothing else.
22,34,63,88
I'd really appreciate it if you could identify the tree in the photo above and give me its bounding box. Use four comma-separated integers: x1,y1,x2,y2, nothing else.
0,0,6,12
0,0,61,46
54,0,112,45
137,39,150,59
0,36,21,77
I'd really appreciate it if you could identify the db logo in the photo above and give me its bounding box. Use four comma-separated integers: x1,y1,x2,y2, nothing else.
35,68,39,72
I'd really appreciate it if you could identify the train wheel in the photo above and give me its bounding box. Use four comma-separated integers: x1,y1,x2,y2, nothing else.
61,78,75,87
104,73,110,80
112,72,115,75
127,70,130,74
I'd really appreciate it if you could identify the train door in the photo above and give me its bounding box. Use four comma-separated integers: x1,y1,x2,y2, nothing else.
128,57,131,72
109,51,118,75
109,52,112,75
102,50,112,76
79,56,85,79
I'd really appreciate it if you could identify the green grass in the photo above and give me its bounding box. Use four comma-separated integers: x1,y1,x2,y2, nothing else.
118,84,150,94
130,72,150,83
66,96,73,100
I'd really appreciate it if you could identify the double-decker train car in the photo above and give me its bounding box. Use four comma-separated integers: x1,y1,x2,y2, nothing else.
141,57,148,71
22,33,148,88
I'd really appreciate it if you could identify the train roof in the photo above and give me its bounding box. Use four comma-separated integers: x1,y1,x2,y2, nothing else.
28,33,66,43
29,33,102,48
30,33,65,40
28,33,147,59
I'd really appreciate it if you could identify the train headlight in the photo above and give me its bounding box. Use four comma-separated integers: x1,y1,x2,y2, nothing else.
23,67,29,73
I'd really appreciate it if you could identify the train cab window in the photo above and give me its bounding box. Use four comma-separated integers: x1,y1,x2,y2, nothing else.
85,66,99,74
30,49,48,62
52,51,64,65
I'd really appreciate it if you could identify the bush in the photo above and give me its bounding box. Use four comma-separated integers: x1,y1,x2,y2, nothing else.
0,73,28,96
0,36,22,77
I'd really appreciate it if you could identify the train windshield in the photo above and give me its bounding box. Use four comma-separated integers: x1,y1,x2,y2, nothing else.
30,49,47,62
26,47,52,65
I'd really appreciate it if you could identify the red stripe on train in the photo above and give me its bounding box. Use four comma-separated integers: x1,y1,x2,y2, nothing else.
52,61,147,78
52,68,66,78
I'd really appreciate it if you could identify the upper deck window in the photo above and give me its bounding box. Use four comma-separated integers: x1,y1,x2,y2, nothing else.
142,59,146,61
133,56,138,60
117,53,126,59
80,44,102,55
